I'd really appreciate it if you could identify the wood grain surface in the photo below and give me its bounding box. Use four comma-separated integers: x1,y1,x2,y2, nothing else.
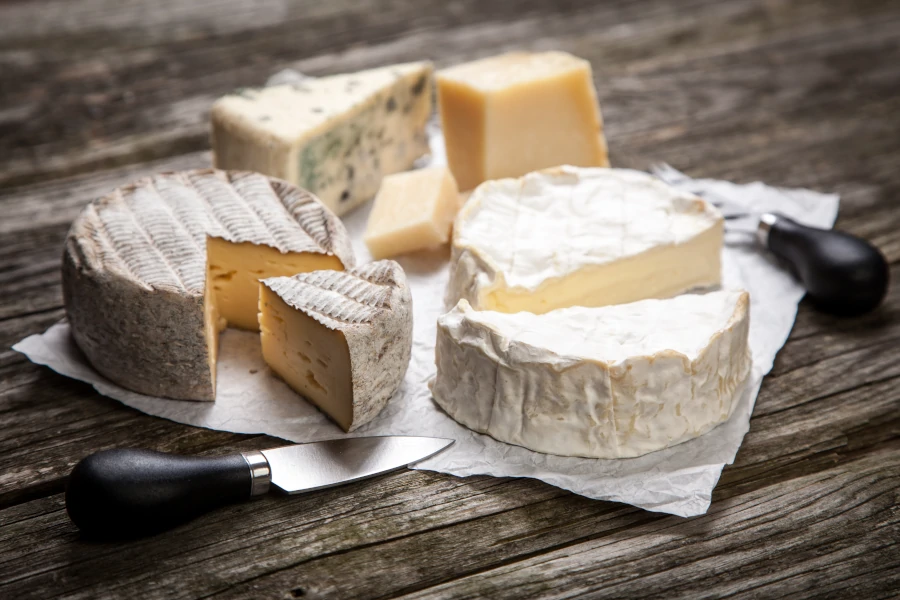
1,0,898,598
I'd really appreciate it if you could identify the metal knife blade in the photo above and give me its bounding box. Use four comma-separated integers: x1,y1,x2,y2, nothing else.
261,436,454,494
65,435,454,538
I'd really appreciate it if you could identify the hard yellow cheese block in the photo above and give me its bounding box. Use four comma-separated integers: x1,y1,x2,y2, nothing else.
437,51,609,191
364,167,462,259
207,237,345,331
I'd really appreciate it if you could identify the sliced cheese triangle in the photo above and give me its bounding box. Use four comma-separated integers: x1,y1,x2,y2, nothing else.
432,290,751,459
260,261,413,432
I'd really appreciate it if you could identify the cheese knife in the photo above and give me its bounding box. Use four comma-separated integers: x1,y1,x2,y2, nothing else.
652,163,889,316
65,435,453,538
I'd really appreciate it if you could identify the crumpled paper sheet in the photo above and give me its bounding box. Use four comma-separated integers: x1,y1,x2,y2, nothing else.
13,127,838,517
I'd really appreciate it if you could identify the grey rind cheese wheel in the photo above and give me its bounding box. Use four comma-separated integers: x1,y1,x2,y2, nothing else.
62,169,355,401
260,261,413,431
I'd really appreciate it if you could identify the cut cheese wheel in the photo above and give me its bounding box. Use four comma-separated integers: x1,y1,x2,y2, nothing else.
260,261,413,431
432,291,752,459
62,169,354,401
447,166,724,314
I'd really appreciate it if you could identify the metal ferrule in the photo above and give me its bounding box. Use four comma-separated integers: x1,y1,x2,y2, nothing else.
241,451,271,497
757,212,779,247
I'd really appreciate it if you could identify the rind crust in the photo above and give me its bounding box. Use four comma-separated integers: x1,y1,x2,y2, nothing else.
62,169,355,400
446,166,723,311
431,291,752,459
262,260,413,430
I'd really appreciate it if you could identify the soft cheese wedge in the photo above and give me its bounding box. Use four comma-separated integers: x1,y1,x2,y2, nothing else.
447,166,724,314
437,51,609,190
432,291,751,459
63,170,354,401
211,62,433,216
260,261,413,432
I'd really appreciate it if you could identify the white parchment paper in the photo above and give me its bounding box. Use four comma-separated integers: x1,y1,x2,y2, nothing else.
13,131,838,517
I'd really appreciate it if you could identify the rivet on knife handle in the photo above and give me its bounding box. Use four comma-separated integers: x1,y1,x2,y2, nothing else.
758,212,890,316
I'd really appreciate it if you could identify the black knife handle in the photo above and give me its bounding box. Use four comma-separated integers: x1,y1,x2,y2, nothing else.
763,213,889,316
65,448,269,538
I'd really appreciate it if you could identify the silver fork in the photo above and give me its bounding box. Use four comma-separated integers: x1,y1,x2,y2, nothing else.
650,163,888,316
651,163,754,220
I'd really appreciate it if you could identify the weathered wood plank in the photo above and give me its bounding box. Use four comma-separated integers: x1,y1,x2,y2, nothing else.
0,338,896,597
0,471,573,598
1,0,895,188
394,449,900,600
203,445,900,599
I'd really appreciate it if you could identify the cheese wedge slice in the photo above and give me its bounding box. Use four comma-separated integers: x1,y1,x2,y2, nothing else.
260,261,413,432
62,170,354,401
447,166,724,314
432,291,751,459
211,62,433,216
364,166,461,259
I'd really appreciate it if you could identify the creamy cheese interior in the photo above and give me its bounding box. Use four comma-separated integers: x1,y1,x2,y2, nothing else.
259,284,354,430
484,224,722,313
206,237,344,331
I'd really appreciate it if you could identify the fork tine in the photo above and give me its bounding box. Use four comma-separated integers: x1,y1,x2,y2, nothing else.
650,162,682,184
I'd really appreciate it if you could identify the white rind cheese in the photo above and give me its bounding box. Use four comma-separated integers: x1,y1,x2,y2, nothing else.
260,261,413,432
211,62,433,216
431,291,751,459
62,169,355,401
446,166,724,314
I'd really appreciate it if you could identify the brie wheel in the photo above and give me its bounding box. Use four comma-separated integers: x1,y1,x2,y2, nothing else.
446,166,724,314
432,290,751,459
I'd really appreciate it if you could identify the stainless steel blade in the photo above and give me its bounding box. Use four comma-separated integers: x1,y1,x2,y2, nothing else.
260,436,454,494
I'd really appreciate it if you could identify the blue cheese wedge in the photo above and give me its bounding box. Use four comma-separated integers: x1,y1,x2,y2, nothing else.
211,62,433,216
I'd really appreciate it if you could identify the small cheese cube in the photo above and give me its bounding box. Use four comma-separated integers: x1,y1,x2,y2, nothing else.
437,51,609,190
364,167,461,259
211,62,433,216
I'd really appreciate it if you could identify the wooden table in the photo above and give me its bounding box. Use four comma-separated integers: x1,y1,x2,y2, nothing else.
2,1,899,598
